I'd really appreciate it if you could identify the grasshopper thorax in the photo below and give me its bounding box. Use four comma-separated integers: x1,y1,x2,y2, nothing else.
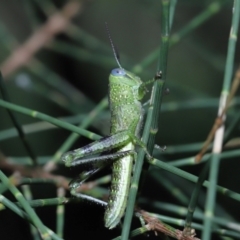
109,68,146,101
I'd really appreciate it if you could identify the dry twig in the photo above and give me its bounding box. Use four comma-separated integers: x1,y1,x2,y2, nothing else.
195,65,240,163
139,210,200,240
1,1,82,77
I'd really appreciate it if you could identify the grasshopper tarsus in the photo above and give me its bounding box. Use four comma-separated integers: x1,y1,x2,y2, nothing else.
155,71,162,80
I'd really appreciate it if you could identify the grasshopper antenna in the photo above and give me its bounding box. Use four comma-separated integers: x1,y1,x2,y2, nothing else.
105,22,123,69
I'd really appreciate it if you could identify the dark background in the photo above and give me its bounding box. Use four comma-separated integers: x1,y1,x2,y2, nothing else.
0,1,239,239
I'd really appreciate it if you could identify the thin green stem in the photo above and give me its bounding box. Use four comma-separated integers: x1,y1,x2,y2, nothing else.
121,104,154,239
0,99,101,141
113,226,149,240
47,97,108,167
169,0,177,28
0,113,103,141
48,40,116,68
139,199,240,231
20,178,57,185
0,20,93,113
121,1,170,239
151,170,190,204
184,162,209,234
0,171,51,240
0,195,63,240
29,59,95,112
169,149,240,167
150,212,240,239
202,1,240,239
0,72,37,166
15,197,68,208
132,0,228,74
22,185,41,240
149,169,235,237
149,158,240,202
24,0,40,29
56,188,65,238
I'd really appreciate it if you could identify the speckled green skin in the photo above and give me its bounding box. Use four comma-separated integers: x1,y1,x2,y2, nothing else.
104,70,145,229
61,69,146,229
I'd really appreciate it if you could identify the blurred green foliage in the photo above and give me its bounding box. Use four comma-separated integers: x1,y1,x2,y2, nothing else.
0,0,240,240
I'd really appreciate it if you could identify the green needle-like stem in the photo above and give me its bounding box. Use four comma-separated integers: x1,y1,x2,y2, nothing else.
133,0,228,73
46,97,108,168
202,1,240,239
0,72,38,166
0,99,101,141
56,188,65,238
121,1,170,239
0,171,51,240
0,194,63,240
149,158,240,202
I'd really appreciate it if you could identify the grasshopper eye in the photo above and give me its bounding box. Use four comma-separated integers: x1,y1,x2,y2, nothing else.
111,68,126,76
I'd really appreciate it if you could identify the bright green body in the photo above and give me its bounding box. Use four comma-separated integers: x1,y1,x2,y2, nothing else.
62,68,147,229
104,69,145,228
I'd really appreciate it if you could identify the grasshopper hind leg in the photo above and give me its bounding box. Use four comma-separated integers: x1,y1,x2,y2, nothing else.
65,150,136,220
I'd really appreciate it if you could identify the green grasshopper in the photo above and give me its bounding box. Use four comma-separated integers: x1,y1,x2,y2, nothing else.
62,29,158,229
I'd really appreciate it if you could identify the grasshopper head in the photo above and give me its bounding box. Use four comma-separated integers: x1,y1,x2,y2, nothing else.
109,68,146,100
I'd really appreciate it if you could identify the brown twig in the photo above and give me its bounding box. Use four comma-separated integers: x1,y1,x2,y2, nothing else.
1,1,82,77
195,65,240,163
0,153,69,189
139,210,200,240
0,150,103,196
